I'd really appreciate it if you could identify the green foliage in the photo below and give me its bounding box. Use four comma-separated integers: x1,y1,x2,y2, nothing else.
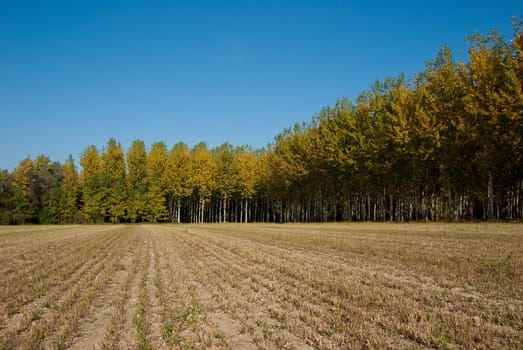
80,145,105,223
126,140,148,222
2,19,522,223
0,169,13,224
191,143,215,197
102,139,127,223
145,183,168,223
60,155,80,223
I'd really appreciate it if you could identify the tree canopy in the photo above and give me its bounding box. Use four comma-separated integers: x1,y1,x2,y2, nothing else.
1,20,522,223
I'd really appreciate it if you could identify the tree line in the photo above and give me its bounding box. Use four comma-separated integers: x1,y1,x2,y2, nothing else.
1,21,522,224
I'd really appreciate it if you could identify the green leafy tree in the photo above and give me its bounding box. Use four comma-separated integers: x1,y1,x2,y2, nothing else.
423,45,468,220
191,142,215,223
0,169,13,224
80,145,105,223
213,143,239,222
164,142,193,223
10,156,62,224
126,140,148,222
146,142,169,222
11,157,35,223
46,155,80,224
236,148,259,222
3,19,523,224
145,183,168,222
101,138,127,223
34,156,63,224
462,29,521,220
60,155,80,223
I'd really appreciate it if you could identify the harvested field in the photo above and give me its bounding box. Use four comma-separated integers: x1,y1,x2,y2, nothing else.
0,223,522,349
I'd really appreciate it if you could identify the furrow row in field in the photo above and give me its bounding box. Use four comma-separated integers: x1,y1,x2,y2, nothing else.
0,226,126,326
152,225,261,349
146,228,168,349
155,227,319,348
115,228,149,349
168,225,522,349
149,226,230,349
173,227,413,347
198,227,496,317
201,224,523,298
0,223,521,350
133,231,153,349
0,226,119,266
169,227,395,349
0,226,126,312
224,228,521,349
43,231,132,350
0,226,133,349
67,227,142,350
0,226,84,248
206,224,523,291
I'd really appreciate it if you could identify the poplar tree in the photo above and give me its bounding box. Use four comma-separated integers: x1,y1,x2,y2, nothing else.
4,19,522,223
126,140,148,222
11,157,36,223
60,155,79,223
80,145,104,223
101,138,127,223
0,169,12,224
146,142,169,222
236,148,259,222
213,143,239,222
423,45,467,220
164,142,193,223
191,142,215,223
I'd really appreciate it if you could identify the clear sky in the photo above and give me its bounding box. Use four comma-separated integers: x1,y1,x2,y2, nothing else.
1,0,521,171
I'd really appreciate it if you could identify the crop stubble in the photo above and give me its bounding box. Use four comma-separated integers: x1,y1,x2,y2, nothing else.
0,223,521,349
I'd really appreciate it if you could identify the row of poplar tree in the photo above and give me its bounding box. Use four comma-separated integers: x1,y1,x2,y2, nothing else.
1,21,522,224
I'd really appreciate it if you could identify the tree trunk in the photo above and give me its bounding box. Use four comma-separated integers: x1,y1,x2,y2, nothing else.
414,184,419,221
241,198,245,223
366,192,371,221
447,182,453,222
177,198,181,223
244,198,249,223
200,198,204,223
488,171,495,221
389,193,393,222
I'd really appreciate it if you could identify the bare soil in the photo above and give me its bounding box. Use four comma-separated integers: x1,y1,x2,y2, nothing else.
0,223,521,349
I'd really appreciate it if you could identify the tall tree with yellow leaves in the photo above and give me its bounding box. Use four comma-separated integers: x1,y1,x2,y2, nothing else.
236,148,259,222
101,138,127,223
146,142,169,222
80,145,104,223
60,155,79,223
164,142,193,223
213,143,239,222
126,140,148,222
191,142,215,223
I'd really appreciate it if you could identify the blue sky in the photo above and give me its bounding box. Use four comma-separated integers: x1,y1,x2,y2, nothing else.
1,0,521,171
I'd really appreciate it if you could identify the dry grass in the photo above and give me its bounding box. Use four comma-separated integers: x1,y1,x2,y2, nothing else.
0,223,521,349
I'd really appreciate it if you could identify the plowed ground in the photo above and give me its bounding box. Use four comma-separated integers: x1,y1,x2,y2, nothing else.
0,223,522,349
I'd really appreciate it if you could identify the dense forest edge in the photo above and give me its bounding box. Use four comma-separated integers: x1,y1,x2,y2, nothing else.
1,19,522,224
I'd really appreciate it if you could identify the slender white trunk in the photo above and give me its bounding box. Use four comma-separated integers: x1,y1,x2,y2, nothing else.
244,198,248,223
177,198,181,223
240,199,244,223
447,182,452,222
199,198,204,223
389,193,393,222
223,194,227,223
